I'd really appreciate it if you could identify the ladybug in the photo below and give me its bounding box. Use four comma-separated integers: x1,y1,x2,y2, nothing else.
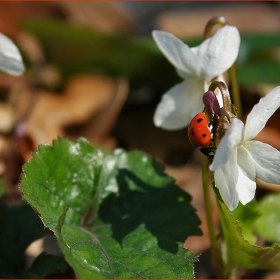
188,112,215,160
188,112,211,148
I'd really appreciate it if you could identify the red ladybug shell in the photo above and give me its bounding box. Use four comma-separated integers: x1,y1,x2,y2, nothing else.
188,112,211,148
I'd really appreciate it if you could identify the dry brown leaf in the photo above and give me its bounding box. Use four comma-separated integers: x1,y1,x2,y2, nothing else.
0,103,15,134
0,2,65,37
60,2,137,34
16,31,46,65
67,76,129,149
21,74,128,161
63,75,124,125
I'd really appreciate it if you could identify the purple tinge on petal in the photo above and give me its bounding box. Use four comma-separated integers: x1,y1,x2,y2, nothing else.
203,90,220,116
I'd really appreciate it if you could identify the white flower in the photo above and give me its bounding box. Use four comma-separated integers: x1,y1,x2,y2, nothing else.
210,86,280,211
0,33,25,76
152,25,240,130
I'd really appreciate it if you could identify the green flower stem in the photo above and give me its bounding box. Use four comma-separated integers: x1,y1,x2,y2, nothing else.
215,191,234,278
201,155,225,278
229,63,242,118
204,16,227,40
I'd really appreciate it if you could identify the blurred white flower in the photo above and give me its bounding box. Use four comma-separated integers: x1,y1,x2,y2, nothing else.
0,33,25,76
210,86,280,211
152,25,240,130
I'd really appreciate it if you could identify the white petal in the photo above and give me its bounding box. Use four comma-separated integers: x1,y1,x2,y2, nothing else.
245,141,280,184
236,167,256,206
0,33,25,75
244,86,280,140
236,146,257,205
214,150,239,211
195,25,240,80
213,76,225,107
153,79,204,130
152,30,202,78
210,118,244,171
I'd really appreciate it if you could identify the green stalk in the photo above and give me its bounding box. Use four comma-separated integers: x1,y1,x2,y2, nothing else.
203,16,243,278
229,63,242,118
215,194,234,278
204,16,227,40
201,155,225,278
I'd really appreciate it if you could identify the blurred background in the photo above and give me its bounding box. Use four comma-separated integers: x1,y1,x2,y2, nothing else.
0,2,280,278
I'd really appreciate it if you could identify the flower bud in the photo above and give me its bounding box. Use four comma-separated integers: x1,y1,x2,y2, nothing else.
203,90,220,117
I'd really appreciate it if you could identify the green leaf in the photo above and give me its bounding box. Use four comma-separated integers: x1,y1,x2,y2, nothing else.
22,18,280,91
21,137,122,229
20,18,183,95
237,33,280,85
232,200,260,244
254,193,280,244
21,137,201,278
21,19,158,80
0,202,46,278
215,187,280,274
24,252,68,278
237,61,280,86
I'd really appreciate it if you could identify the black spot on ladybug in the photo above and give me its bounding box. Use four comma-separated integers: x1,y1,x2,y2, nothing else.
202,134,207,138
191,132,195,135
196,118,203,123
